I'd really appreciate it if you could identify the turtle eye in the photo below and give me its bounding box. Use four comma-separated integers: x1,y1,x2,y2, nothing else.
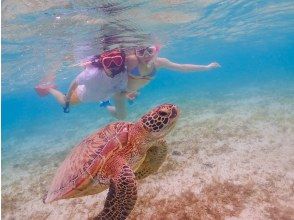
158,110,168,117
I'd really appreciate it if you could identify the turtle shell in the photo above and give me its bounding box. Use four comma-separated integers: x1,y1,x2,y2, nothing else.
44,122,131,203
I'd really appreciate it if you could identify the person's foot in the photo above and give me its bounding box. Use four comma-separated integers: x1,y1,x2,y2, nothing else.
35,82,56,97
99,100,111,108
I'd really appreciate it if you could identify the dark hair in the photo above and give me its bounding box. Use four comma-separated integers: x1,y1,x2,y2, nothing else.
90,49,126,75
90,55,103,68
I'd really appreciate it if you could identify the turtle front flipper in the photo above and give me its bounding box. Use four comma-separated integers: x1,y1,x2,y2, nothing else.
135,139,168,180
94,159,137,220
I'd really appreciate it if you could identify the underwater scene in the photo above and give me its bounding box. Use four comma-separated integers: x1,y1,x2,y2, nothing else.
2,0,294,219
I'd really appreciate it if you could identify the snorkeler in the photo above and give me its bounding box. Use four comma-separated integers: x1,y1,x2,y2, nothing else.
35,49,128,119
125,45,221,100
100,45,220,116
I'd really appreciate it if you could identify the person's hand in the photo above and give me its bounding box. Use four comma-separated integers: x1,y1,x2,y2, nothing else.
207,62,221,69
126,91,138,101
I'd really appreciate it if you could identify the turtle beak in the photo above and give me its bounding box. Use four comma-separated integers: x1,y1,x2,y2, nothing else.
170,107,178,119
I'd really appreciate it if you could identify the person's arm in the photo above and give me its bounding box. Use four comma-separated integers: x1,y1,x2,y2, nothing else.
63,79,78,113
65,80,78,103
155,57,220,72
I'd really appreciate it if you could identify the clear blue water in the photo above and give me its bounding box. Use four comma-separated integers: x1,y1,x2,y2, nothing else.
2,1,294,219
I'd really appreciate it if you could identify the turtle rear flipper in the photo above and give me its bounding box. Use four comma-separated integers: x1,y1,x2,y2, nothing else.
95,159,137,220
135,140,168,180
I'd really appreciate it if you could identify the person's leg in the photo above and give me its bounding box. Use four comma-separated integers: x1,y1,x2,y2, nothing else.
48,88,66,105
107,92,127,120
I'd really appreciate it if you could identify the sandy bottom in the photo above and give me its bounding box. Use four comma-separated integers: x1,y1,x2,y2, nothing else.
2,87,294,220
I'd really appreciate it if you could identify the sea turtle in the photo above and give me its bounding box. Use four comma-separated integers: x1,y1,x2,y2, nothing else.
43,103,179,219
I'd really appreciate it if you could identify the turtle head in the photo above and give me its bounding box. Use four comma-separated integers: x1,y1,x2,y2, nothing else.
140,103,179,139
